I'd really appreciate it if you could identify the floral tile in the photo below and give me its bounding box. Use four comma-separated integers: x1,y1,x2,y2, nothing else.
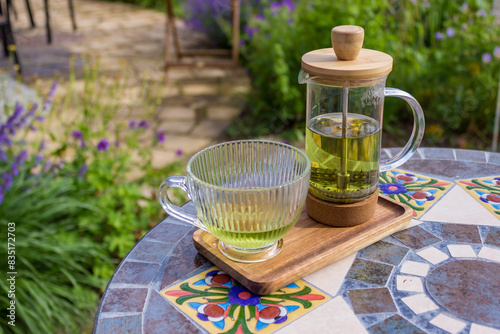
160,267,330,334
379,169,454,218
456,176,500,219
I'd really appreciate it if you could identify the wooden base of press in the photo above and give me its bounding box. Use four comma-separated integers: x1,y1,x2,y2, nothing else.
305,189,379,227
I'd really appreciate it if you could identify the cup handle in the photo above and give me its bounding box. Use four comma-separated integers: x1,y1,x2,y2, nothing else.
380,88,425,172
158,176,207,231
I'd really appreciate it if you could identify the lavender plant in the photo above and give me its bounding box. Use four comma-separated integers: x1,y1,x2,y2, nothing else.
0,57,185,332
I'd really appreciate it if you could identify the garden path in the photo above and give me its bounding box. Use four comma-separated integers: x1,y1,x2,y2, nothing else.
1,0,250,170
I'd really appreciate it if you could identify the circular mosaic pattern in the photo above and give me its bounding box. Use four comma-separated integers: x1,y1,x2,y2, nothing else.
426,259,500,327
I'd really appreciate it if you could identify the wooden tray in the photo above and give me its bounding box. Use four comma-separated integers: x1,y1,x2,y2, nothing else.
193,195,412,295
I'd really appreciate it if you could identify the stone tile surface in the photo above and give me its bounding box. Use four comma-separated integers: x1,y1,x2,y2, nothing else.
400,294,439,314
454,149,487,162
348,288,397,314
303,253,356,296
426,260,500,327
368,314,426,334
429,313,466,334
275,296,367,334
441,224,482,243
396,275,424,292
346,258,394,286
112,261,160,285
146,221,193,243
101,288,148,313
96,314,142,334
485,227,500,247
421,185,500,226
359,240,409,266
127,240,174,263
478,246,500,262
160,228,209,289
143,291,200,333
400,261,430,277
392,225,442,250
416,247,449,264
447,244,477,258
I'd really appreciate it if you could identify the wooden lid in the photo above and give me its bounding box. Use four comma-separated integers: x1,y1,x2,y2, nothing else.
301,25,393,81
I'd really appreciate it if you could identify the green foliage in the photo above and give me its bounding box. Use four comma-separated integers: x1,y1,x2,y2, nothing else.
0,169,107,333
0,56,185,332
235,0,500,149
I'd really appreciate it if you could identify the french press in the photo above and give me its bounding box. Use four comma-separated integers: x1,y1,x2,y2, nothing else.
299,25,425,226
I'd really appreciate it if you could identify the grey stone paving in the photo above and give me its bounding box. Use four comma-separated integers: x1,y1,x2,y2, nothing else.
1,0,250,167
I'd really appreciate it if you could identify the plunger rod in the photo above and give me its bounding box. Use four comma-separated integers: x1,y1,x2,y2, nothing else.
338,86,350,190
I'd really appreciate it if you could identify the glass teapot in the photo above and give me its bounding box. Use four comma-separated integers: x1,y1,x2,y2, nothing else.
299,25,425,204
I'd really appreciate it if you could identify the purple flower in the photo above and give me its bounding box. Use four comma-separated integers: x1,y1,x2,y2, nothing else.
0,150,7,162
71,130,83,139
379,183,407,195
494,46,500,58
477,9,486,16
435,32,444,40
482,53,492,64
176,149,184,157
18,104,37,127
43,161,52,171
138,120,150,129
270,1,282,12
243,25,258,40
227,286,260,306
3,173,13,189
80,139,86,149
128,120,137,129
57,159,66,169
36,116,45,122
255,14,265,20
16,150,28,164
282,0,295,12
97,138,110,151
446,28,454,37
155,129,165,143
48,81,58,97
461,3,468,11
11,163,19,176
38,140,46,152
35,155,44,164
79,163,88,177
42,82,57,111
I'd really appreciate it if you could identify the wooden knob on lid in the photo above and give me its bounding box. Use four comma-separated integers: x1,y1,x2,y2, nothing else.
331,25,364,60
301,25,392,84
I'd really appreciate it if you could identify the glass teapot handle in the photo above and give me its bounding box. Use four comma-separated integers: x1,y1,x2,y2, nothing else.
380,88,425,172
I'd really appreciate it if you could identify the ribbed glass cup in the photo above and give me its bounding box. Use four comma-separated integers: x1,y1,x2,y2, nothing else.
159,140,311,263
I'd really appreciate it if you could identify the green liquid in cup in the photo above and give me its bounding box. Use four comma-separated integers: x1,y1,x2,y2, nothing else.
202,204,300,249
306,113,380,203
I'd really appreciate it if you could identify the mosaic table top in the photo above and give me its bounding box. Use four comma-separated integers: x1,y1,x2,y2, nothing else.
94,148,500,334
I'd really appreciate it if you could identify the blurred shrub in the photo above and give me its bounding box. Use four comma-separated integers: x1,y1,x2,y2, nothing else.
183,0,259,48
230,0,500,149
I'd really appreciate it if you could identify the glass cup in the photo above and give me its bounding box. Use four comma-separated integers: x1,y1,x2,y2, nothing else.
159,140,311,263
